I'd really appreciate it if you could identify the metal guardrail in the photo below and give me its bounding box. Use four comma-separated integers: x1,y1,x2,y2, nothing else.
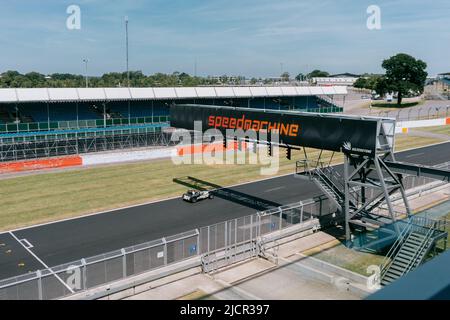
201,240,258,274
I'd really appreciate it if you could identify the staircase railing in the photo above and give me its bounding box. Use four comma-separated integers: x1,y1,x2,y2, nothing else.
296,159,321,177
380,219,413,278
402,221,437,276
380,216,446,280
315,168,343,201
296,159,360,207
320,165,361,206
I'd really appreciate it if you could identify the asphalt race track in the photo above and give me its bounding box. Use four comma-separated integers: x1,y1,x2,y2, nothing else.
1,142,450,281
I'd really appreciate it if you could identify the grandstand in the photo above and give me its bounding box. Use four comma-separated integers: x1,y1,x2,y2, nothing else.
0,86,347,161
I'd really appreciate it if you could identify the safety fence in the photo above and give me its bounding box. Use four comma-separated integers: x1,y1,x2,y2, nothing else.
372,105,450,122
0,116,170,134
0,198,328,300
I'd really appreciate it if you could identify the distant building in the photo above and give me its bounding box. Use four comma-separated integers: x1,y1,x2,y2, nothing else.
437,72,450,80
329,73,361,78
312,73,361,86
312,77,358,86
437,72,450,99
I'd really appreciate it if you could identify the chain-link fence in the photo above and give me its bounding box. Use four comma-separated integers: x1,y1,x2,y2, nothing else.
200,200,323,273
198,199,325,254
0,197,326,301
371,105,450,121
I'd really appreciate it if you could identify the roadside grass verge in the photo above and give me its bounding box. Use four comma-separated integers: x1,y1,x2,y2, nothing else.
303,241,386,276
415,125,450,136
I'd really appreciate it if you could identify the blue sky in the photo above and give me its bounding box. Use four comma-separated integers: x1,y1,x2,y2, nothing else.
0,0,448,77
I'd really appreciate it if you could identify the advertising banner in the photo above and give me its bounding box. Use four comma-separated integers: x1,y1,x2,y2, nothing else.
170,105,378,155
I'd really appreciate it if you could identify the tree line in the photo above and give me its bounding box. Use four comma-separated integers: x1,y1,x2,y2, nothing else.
1,53,428,105
0,69,332,89
0,71,226,88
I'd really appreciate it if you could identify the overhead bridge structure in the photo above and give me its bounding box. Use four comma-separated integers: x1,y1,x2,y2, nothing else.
170,104,450,246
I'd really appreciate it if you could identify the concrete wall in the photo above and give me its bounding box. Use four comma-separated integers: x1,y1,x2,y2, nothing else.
396,117,450,133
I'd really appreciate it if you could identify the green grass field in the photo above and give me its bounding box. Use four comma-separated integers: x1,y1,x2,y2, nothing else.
0,134,442,231
415,125,450,136
306,242,386,276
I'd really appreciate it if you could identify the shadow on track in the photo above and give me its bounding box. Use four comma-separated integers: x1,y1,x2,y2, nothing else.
173,176,281,211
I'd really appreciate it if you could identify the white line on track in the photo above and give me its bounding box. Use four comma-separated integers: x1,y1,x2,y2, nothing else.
1,140,449,235
9,232,74,293
19,238,33,249
265,186,285,193
405,152,425,158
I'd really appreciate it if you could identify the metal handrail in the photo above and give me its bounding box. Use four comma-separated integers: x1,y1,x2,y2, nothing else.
402,221,436,276
380,219,413,277
315,168,342,200
380,216,446,279
296,159,360,207
318,165,361,206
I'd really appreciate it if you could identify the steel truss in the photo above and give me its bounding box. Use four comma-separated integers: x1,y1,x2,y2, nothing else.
342,150,412,242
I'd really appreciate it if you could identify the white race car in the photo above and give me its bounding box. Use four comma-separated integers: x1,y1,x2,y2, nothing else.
182,190,214,203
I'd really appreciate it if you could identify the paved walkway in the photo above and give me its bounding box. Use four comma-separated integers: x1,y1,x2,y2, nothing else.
126,232,361,300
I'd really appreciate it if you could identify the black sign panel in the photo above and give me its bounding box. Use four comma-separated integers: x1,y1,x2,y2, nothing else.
170,105,378,155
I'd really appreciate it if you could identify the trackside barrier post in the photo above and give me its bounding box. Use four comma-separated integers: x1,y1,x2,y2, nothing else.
300,201,304,223
279,208,282,231
36,270,43,300
225,221,231,249
121,249,127,278
81,259,87,290
258,213,262,238
235,219,238,244
250,215,253,240
196,229,200,257
162,238,168,266
207,227,210,253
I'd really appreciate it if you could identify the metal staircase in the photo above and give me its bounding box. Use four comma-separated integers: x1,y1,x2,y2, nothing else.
296,160,358,216
380,217,448,286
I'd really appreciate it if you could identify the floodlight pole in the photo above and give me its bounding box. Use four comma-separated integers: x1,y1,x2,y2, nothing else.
125,16,130,87
83,59,89,88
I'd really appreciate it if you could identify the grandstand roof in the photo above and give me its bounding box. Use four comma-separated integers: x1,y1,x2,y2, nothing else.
0,86,347,103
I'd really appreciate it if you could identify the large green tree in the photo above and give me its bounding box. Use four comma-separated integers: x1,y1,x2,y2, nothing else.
295,73,306,81
381,53,428,105
308,69,329,78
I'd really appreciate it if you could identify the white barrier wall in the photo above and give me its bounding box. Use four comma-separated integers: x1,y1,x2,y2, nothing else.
82,148,175,166
395,118,449,134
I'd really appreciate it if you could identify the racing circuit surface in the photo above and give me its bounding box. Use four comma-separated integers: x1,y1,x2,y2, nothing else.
1,142,450,280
